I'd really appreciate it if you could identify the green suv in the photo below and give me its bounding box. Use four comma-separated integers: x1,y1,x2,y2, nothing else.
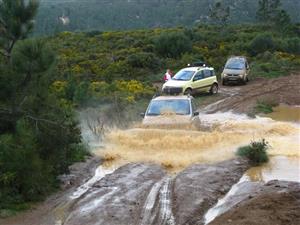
162,66,218,95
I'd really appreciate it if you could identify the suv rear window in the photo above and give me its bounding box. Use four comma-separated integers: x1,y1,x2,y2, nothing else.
147,99,191,116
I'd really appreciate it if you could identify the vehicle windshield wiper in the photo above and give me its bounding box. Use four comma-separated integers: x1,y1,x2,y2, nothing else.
226,67,242,70
176,112,188,115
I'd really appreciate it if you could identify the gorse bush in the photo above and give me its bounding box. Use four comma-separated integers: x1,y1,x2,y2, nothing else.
127,52,161,70
153,32,192,58
236,139,269,165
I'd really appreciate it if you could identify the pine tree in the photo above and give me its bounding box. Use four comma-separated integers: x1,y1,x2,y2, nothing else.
256,0,281,23
209,1,230,27
0,0,39,58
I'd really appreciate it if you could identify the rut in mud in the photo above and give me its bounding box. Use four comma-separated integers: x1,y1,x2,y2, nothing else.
63,159,249,225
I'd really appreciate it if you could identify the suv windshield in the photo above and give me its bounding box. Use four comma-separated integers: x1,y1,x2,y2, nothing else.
225,58,245,70
147,99,191,116
173,70,195,81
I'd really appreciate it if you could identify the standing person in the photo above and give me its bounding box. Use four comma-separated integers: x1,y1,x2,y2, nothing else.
164,69,172,82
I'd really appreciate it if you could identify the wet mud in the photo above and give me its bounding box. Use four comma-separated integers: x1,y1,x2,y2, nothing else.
63,158,249,225
205,74,300,114
208,180,300,225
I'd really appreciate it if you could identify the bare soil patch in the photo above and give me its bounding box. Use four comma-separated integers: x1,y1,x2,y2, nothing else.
204,74,300,113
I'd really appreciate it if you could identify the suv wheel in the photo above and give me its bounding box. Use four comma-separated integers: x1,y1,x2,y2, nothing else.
210,83,218,95
241,76,247,85
184,88,193,96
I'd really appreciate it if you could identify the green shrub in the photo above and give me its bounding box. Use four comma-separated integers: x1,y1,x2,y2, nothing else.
254,99,278,114
283,37,300,55
236,139,269,165
249,34,276,56
127,52,161,70
153,32,192,58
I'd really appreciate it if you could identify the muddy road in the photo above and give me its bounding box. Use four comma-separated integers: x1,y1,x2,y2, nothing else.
204,74,300,113
1,75,300,225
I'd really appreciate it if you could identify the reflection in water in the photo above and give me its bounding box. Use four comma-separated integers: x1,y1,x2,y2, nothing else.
246,156,300,182
95,111,300,172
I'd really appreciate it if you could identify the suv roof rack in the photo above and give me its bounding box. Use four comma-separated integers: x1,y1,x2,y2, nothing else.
187,61,207,67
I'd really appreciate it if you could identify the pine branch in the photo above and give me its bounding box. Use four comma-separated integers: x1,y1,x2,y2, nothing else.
25,115,67,129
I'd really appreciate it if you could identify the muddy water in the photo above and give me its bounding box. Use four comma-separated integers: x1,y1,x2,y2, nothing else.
95,110,300,173
263,104,300,122
246,156,300,182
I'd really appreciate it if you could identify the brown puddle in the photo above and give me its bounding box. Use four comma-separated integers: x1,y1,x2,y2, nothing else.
262,104,300,122
246,156,300,182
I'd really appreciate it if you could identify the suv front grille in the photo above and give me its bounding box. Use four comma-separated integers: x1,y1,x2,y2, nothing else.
228,74,239,77
163,86,183,95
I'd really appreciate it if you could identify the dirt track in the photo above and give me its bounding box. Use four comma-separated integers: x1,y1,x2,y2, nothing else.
1,74,300,225
204,74,300,113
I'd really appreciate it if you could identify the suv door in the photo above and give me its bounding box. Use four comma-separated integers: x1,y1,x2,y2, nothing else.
191,71,204,90
201,69,215,90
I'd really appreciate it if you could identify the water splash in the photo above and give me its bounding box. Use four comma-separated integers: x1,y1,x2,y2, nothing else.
96,111,299,171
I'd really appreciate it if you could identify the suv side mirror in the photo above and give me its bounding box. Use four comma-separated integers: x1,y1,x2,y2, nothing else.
140,112,145,117
193,111,199,116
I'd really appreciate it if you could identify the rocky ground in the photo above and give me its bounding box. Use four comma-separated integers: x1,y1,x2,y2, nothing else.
209,181,300,225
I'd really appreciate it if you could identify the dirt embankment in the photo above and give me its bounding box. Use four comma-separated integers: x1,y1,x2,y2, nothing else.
209,181,300,225
205,74,300,113
64,158,249,225
0,156,101,225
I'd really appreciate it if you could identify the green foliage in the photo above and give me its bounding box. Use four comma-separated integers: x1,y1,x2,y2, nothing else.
127,52,161,70
45,24,300,106
256,0,292,32
0,0,39,57
153,32,192,58
254,99,278,114
236,139,269,165
257,0,282,23
209,1,231,26
32,0,300,35
283,37,300,54
249,33,276,56
0,0,87,212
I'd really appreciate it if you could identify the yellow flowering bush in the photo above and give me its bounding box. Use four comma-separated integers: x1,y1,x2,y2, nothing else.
89,81,110,98
51,80,68,97
116,80,154,96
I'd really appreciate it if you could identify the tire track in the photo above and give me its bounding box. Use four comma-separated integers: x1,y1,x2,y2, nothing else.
139,177,175,225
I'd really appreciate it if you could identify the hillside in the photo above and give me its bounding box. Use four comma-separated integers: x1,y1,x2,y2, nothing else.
35,0,300,35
